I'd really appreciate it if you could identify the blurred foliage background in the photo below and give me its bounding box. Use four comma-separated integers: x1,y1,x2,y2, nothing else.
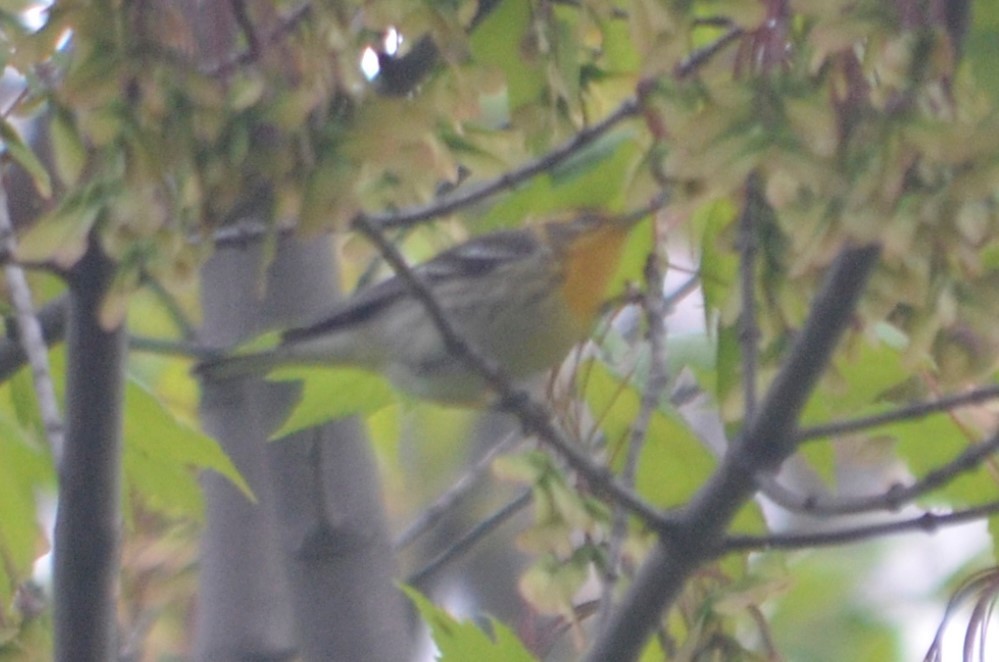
1,0,999,659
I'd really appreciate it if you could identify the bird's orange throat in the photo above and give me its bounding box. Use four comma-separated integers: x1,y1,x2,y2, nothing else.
560,224,630,324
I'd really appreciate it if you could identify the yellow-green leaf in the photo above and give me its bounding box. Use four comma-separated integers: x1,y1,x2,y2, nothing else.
582,360,717,508
49,109,87,187
0,116,51,198
14,198,100,268
124,378,253,508
402,585,537,662
269,366,395,439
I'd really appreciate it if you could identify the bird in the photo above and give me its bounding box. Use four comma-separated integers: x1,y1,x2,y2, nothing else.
196,212,639,405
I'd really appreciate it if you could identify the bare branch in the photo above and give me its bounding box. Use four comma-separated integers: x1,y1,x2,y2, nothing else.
229,0,262,60
204,3,311,78
407,489,532,588
599,243,669,629
394,430,523,550
722,499,999,553
128,335,218,360
54,242,126,662
0,295,66,382
757,430,999,516
0,181,64,459
738,173,762,419
675,26,744,78
352,212,672,532
796,384,999,443
584,243,881,662
358,99,642,232
205,98,642,248
140,271,198,340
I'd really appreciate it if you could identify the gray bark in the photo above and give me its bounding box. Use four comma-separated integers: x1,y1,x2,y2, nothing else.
53,244,127,662
196,235,411,661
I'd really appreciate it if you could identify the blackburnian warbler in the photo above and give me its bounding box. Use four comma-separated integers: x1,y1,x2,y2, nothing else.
198,213,640,404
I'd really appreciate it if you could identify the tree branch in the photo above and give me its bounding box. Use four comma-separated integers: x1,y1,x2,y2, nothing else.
352,212,672,533
357,99,642,231
796,384,999,443
407,489,532,588
675,26,744,78
394,429,522,550
583,243,882,662
756,429,999,517
599,245,669,629
722,499,999,553
738,173,762,419
0,182,64,459
53,241,126,662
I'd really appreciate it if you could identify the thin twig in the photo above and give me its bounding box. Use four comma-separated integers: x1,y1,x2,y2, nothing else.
206,100,641,246
757,430,999,517
675,26,744,78
229,0,261,60
663,274,701,312
0,295,67,382
358,99,642,232
140,273,198,340
722,499,999,553
201,20,736,249
394,430,523,550
352,212,673,532
205,3,311,77
738,173,761,419
128,335,219,360
585,244,882,662
407,489,532,587
0,181,64,460
796,384,999,443
599,242,669,629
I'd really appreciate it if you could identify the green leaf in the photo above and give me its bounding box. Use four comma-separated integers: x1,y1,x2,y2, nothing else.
801,334,910,425
547,128,642,209
608,215,654,293
269,366,396,439
493,450,551,484
695,197,739,318
0,116,51,198
601,15,641,74
124,378,254,512
49,108,87,187
402,585,537,662
714,322,742,422
665,332,716,377
0,411,51,610
518,551,590,618
891,414,991,506
477,129,642,231
638,636,669,662
989,516,999,565
769,546,900,661
14,188,102,268
966,0,999,106
469,0,545,112
797,441,837,489
582,360,717,508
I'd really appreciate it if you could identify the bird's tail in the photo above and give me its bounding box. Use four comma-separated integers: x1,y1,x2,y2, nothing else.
194,347,293,382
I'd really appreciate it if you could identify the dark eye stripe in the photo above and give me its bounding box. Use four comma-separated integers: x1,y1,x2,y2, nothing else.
422,230,540,280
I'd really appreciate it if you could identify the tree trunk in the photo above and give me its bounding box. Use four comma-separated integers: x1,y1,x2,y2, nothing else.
53,243,127,662
196,236,411,661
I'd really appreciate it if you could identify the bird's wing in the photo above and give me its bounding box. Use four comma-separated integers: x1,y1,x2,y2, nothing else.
282,229,540,343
